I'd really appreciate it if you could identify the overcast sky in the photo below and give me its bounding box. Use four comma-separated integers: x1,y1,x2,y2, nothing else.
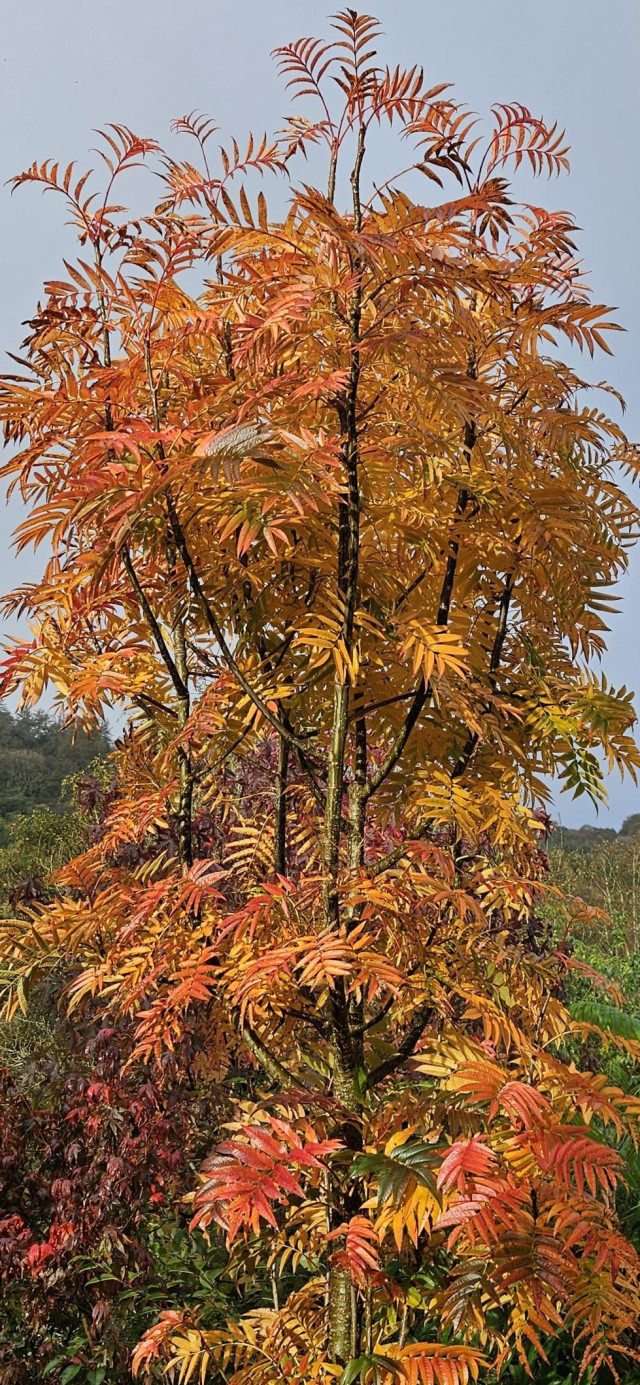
1,0,638,827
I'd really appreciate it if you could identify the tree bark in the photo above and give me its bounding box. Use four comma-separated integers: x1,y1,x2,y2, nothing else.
325,123,367,1367
274,735,290,877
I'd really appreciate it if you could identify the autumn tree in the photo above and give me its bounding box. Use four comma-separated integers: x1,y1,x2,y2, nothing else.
2,10,640,1381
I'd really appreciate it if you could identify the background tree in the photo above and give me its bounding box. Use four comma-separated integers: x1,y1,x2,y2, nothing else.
1,9,640,1381
0,708,110,838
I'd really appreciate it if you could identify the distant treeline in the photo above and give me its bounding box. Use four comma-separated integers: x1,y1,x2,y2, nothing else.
0,707,111,838
549,814,640,853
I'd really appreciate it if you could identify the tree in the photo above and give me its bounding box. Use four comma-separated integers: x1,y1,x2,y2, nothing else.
549,812,640,854
0,707,110,835
1,9,640,1380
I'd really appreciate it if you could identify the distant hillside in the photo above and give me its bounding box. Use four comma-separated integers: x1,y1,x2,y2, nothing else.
0,707,111,835
549,814,640,853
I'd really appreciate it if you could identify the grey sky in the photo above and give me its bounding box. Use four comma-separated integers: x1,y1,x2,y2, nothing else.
1,0,638,827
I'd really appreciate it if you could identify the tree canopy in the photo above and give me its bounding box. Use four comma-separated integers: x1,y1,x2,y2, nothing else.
1,10,640,1383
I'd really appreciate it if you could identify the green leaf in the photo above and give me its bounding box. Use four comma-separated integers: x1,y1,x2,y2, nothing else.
341,1358,369,1385
352,1138,440,1205
60,1368,83,1385
341,1356,400,1385
572,998,640,1042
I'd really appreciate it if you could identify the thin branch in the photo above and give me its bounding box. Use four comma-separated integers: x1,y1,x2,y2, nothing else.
436,481,470,625
164,494,313,755
392,568,429,615
241,1021,314,1093
134,691,179,720
489,570,514,678
453,570,515,779
282,1007,329,1035
203,727,252,776
216,254,236,379
346,691,416,724
369,825,432,878
360,993,396,1033
365,1002,434,1090
363,680,430,801
363,448,476,804
167,536,194,871
398,1303,410,1351
369,842,411,877
274,734,289,877
121,544,188,702
354,965,420,1037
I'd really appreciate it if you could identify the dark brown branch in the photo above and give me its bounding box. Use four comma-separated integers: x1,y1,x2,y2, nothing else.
435,411,476,630
135,692,179,720
360,992,397,1033
199,727,252,779
452,570,515,780
216,254,236,379
369,823,434,878
121,544,188,703
170,598,193,870
363,680,430,801
164,495,313,755
122,540,193,868
453,737,478,781
437,482,470,624
354,965,421,1039
363,454,475,804
323,128,365,915
279,707,340,824
393,568,429,615
365,1002,435,1090
325,124,367,1367
346,691,416,724
489,570,514,678
241,1021,314,1093
274,734,289,877
282,1007,329,1035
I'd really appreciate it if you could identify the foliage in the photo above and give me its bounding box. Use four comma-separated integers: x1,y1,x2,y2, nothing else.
0,709,110,838
540,831,640,1383
549,832,640,1011
0,779,236,1385
1,9,640,1383
0,1028,231,1385
0,802,88,917
0,764,113,1088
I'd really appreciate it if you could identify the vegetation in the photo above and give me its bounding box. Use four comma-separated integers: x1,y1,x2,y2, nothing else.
0,774,239,1385
1,9,640,1384
4,797,640,1385
549,815,640,855
550,823,640,1013
0,708,110,841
